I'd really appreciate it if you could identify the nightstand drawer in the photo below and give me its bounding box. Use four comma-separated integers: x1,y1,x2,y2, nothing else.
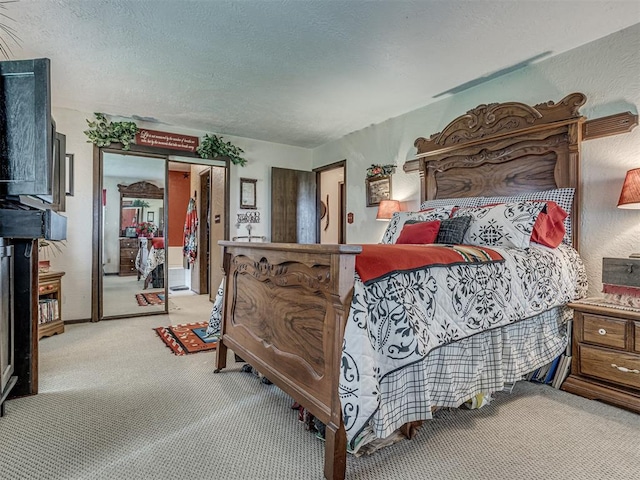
583,313,627,349
580,345,640,390
38,280,60,295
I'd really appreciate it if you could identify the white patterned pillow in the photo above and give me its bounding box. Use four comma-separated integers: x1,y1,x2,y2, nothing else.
381,207,454,244
481,188,575,244
420,196,483,210
453,201,546,248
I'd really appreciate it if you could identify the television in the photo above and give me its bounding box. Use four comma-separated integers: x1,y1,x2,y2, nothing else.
0,58,65,211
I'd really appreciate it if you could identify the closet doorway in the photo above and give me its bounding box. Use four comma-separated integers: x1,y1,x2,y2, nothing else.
92,145,229,322
314,160,346,244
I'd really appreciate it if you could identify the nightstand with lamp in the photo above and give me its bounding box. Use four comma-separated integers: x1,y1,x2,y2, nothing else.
563,167,640,413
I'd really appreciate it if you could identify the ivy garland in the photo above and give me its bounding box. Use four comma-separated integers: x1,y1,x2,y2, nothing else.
196,133,247,166
84,113,247,167
366,164,396,178
84,113,139,150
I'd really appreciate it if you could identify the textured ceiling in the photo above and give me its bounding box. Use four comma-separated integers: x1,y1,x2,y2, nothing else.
6,1,640,148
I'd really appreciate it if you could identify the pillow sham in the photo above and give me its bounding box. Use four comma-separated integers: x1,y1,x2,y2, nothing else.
453,201,546,248
420,196,483,211
396,220,441,244
435,215,472,244
480,188,574,244
381,207,453,244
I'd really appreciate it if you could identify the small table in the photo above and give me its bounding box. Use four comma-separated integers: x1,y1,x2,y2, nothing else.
38,271,65,340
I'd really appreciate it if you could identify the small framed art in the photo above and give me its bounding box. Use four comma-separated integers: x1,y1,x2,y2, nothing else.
65,154,74,196
366,175,391,207
240,177,257,209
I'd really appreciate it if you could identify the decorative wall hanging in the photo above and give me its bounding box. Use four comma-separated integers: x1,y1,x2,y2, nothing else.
240,177,257,209
136,129,199,152
234,212,264,242
237,211,260,224
366,164,396,178
366,175,392,207
324,194,330,231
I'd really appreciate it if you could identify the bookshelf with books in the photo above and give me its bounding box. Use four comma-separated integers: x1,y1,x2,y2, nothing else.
38,271,65,339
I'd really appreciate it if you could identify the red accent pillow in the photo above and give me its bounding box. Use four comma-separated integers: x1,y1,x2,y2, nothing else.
531,201,568,248
151,237,165,249
396,220,441,244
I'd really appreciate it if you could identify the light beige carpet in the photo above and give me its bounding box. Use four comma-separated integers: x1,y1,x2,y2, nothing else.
1,310,638,480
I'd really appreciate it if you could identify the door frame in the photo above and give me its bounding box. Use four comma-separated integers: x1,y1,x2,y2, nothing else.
197,168,211,295
313,160,347,244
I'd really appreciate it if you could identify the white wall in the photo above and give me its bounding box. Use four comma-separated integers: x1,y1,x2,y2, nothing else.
312,24,640,296
49,107,312,320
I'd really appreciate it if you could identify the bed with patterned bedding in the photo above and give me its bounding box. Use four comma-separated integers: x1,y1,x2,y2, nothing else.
342,242,586,447
211,93,590,480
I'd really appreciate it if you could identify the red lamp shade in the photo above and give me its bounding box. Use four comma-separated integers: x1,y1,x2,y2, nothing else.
618,168,640,209
376,200,401,220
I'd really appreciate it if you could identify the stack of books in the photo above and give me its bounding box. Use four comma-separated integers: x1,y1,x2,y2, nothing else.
38,298,59,324
526,319,572,389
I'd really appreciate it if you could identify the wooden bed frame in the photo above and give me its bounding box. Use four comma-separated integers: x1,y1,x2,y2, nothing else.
214,93,587,480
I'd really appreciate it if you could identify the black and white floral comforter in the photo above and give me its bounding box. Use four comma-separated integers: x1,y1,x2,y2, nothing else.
339,243,587,446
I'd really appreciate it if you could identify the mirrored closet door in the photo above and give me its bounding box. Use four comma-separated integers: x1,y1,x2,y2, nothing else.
101,152,167,318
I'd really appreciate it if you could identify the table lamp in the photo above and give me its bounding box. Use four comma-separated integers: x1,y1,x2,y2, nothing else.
376,200,401,221
617,168,640,257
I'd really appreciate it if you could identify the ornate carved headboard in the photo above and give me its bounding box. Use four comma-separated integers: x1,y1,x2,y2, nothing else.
404,93,587,249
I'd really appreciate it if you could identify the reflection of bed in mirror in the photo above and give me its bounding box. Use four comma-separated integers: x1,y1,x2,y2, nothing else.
136,237,165,289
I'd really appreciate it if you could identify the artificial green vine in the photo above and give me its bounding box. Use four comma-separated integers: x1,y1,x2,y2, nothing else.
366,164,396,178
84,113,139,150
196,133,247,166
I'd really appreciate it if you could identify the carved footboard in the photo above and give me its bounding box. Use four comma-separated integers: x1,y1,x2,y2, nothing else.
215,242,362,480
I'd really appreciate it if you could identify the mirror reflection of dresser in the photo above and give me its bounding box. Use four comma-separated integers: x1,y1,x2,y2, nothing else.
119,238,138,276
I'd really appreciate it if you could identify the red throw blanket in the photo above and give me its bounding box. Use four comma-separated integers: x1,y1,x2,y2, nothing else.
355,244,505,284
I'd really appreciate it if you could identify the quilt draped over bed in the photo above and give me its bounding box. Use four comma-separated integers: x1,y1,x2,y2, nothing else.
340,243,586,446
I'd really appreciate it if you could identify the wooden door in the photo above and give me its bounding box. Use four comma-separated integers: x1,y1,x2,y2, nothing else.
198,169,211,295
271,167,317,243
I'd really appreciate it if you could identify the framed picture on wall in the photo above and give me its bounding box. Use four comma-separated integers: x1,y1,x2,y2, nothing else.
65,154,74,196
366,175,391,207
147,211,154,222
240,177,257,209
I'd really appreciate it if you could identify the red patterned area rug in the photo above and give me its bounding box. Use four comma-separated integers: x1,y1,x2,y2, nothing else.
136,292,165,306
154,321,217,355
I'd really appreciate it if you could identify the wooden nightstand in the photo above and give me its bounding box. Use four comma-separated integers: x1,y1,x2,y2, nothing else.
564,300,640,413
